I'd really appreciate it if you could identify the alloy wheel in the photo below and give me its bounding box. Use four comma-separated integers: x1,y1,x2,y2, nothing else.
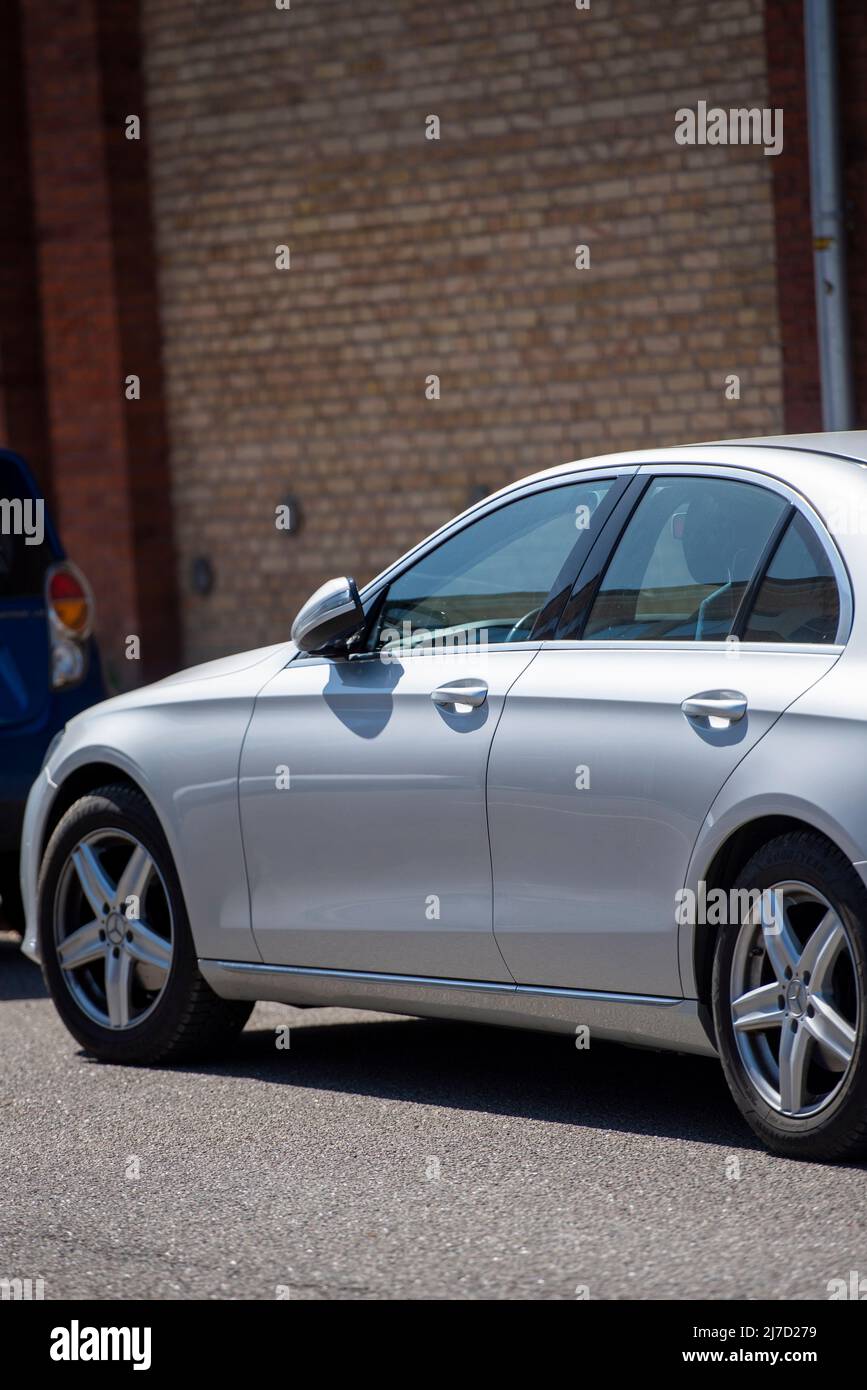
53,829,174,1030
730,880,859,1118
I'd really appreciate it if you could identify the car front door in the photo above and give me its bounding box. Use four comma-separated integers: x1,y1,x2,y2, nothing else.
238,472,626,979
487,466,847,996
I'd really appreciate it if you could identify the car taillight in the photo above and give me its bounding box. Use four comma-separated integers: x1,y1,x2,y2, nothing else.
47,565,92,637
45,563,94,689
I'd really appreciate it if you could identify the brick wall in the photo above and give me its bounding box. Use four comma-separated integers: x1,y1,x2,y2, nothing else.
143,0,785,665
18,0,179,687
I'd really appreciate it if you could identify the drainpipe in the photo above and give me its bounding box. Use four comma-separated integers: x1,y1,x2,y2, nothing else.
804,0,854,430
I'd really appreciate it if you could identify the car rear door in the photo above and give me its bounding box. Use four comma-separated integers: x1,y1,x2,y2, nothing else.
487,465,847,996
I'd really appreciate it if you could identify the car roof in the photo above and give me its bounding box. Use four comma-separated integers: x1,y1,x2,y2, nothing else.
523,431,867,485
698,431,867,465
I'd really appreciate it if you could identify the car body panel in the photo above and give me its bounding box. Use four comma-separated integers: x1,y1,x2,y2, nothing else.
488,643,840,995
199,957,718,1056
20,642,292,963
238,645,538,980
680,646,867,995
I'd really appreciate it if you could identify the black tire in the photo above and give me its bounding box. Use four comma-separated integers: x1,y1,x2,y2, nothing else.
39,784,252,1064
712,831,867,1161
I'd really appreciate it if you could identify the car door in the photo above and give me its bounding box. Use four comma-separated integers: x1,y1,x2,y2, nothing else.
487,465,847,997
238,472,627,979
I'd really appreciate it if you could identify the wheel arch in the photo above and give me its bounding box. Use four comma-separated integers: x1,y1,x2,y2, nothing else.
691,814,849,1015
40,762,154,865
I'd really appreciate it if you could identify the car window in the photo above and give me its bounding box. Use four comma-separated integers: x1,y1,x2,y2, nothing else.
370,479,615,651
0,458,55,599
583,475,787,641
743,511,840,644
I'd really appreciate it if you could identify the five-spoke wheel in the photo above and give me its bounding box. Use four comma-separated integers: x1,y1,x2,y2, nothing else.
730,882,857,1118
40,784,252,1063
54,830,174,1030
714,832,867,1161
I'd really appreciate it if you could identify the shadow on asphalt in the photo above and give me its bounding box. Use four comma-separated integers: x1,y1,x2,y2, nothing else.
195,1014,763,1152
0,930,45,1001
0,933,775,1151
8,930,863,1162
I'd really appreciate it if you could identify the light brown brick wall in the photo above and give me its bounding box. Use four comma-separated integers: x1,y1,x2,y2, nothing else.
142,0,785,666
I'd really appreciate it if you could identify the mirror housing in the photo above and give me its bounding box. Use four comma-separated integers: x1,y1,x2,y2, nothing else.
291,576,366,654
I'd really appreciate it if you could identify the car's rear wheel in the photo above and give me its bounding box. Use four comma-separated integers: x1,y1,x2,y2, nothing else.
713,831,867,1160
39,784,252,1063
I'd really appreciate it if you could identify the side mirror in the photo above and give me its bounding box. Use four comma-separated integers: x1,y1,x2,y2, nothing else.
291,576,366,654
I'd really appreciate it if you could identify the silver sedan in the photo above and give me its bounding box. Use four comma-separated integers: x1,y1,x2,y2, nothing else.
20,431,867,1160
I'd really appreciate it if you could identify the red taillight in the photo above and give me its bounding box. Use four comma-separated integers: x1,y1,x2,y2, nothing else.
47,565,92,636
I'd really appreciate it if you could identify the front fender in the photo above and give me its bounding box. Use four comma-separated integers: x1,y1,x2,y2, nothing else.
20,646,293,965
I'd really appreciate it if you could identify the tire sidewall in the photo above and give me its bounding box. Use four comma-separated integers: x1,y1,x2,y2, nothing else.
39,788,198,1063
713,838,867,1157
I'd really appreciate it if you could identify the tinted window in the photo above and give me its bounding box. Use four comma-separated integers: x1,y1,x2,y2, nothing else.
583,476,787,641
371,480,614,651
743,512,840,644
0,458,54,599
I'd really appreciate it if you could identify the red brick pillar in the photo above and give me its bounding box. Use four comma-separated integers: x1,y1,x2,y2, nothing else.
19,0,179,687
0,0,52,496
764,0,822,433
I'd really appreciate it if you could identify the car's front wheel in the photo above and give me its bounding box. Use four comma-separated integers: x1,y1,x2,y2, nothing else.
713,831,867,1160
39,784,252,1063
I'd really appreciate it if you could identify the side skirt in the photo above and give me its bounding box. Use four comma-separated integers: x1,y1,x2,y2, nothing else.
199,959,718,1057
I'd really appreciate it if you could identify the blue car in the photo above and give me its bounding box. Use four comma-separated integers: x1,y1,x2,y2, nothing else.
0,449,105,925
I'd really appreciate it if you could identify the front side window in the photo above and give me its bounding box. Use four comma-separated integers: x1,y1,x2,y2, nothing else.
370,479,615,652
583,476,787,641
743,512,840,644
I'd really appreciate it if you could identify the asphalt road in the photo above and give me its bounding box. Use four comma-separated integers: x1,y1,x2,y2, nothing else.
1,928,865,1301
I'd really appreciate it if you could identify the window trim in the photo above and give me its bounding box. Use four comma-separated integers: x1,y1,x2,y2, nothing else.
728,503,795,639
551,462,852,650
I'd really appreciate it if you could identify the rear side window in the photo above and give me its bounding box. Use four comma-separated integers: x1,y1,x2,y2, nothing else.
583,476,787,641
0,458,55,598
743,512,840,644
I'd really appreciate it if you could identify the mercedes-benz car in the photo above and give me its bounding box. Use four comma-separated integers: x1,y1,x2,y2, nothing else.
20,432,867,1160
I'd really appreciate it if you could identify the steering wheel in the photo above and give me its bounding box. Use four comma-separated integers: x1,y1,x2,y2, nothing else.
505,606,542,642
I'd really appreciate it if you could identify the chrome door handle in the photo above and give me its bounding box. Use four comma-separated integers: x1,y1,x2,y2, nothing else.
681,690,748,724
431,680,488,711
